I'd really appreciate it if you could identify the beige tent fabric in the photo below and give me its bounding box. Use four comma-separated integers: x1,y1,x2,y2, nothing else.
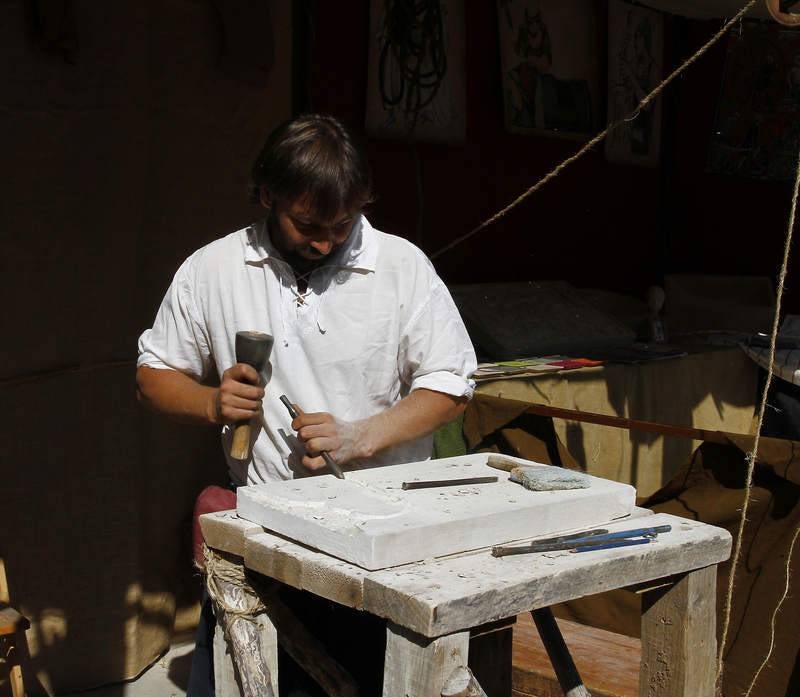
475,347,758,497
465,395,799,696
464,393,582,471
557,436,800,697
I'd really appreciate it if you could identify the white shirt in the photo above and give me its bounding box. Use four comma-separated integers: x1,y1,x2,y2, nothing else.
137,216,477,484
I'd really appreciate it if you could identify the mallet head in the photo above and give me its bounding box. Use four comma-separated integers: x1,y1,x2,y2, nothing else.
235,330,274,371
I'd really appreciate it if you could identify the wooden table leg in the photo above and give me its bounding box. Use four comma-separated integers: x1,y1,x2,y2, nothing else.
383,622,470,697
213,613,279,697
639,565,717,697
469,619,514,697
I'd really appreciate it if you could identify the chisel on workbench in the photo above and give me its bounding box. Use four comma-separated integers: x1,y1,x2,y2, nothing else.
492,525,672,557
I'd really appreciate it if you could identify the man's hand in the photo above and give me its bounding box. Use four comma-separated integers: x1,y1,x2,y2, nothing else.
286,389,468,471
214,363,265,425
290,407,366,470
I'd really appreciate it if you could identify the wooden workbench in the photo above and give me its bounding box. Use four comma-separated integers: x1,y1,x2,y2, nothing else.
201,509,731,697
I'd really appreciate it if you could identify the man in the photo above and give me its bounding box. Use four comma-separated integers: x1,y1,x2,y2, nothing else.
136,114,476,694
137,113,476,482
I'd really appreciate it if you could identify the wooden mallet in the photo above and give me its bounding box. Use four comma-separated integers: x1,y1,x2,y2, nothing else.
230,330,273,461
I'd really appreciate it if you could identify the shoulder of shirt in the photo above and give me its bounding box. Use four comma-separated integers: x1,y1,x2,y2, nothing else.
366,222,435,272
177,224,256,277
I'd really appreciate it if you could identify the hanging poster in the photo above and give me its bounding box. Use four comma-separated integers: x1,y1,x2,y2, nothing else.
497,0,601,139
708,21,800,180
365,0,466,143
605,0,664,166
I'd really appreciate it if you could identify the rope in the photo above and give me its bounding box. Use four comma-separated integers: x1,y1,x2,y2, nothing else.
203,545,266,621
716,137,800,692
743,525,800,696
429,0,759,261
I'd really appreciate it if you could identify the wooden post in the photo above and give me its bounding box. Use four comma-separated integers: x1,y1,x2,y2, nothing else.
441,666,488,697
212,581,278,697
383,623,470,697
213,614,278,697
257,590,361,697
639,566,717,697
468,619,514,697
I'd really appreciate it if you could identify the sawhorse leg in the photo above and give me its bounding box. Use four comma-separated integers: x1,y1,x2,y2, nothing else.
213,613,279,697
382,623,470,697
639,565,718,697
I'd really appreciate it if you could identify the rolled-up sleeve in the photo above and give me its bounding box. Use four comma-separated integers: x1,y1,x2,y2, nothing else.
137,255,211,380
398,278,477,399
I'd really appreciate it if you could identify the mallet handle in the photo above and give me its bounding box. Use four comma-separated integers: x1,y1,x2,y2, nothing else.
230,331,273,461
230,424,253,460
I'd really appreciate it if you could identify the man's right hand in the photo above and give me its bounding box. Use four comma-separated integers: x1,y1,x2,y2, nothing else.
213,363,265,425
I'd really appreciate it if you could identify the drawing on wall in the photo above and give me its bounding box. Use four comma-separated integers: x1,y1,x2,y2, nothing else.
708,21,800,181
365,0,466,143
605,0,664,166
497,0,600,138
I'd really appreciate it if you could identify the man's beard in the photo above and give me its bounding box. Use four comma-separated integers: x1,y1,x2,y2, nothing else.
267,209,326,276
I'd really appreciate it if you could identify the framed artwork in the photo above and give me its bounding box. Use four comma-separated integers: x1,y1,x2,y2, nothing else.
708,21,800,181
497,0,601,139
365,0,466,143
605,0,664,166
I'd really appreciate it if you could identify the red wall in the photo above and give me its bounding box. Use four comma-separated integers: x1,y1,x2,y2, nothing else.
306,2,797,309
668,20,796,297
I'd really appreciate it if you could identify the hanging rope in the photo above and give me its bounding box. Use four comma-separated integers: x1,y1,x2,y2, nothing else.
429,0,759,261
717,138,800,694
743,526,800,696
203,545,266,622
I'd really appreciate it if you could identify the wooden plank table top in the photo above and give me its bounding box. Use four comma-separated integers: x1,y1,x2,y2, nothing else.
200,509,731,638
201,509,731,696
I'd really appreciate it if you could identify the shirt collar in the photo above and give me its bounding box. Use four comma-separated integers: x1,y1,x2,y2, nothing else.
243,215,377,272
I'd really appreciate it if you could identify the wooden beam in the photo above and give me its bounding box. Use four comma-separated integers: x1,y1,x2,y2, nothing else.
639,566,717,696
441,666,488,697
520,402,732,444
213,613,278,697
383,623,470,697
0,607,29,636
468,619,514,696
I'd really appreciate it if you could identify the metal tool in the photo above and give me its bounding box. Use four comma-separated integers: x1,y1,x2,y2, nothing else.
573,538,652,553
491,528,610,557
401,476,499,490
230,331,274,461
279,394,345,479
492,524,671,557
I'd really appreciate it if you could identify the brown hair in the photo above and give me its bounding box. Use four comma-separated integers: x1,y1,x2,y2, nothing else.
250,114,373,220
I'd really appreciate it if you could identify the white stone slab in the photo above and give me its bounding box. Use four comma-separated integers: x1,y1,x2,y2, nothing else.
236,454,636,570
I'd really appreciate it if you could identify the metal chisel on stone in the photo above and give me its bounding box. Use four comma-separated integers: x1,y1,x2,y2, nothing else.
279,394,345,480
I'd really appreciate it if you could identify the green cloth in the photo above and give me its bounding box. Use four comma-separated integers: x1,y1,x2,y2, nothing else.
432,414,468,458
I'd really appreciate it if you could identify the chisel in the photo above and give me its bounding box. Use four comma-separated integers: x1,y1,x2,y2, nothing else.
279,394,345,479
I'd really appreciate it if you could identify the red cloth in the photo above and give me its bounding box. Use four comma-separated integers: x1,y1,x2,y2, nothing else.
192,485,236,570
